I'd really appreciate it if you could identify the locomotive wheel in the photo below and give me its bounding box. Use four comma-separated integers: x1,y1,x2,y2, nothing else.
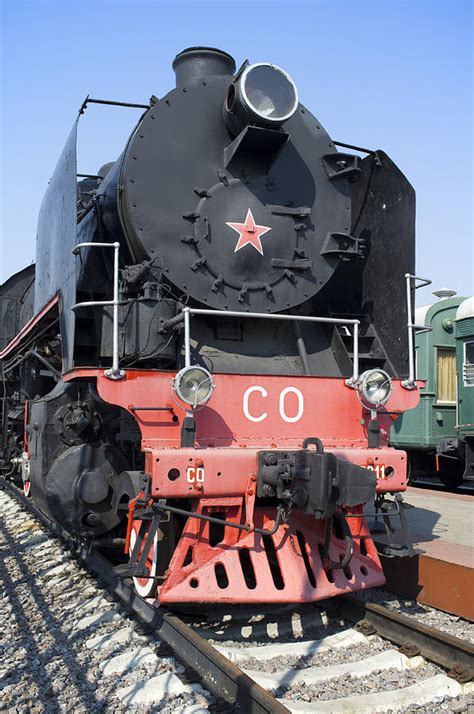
129,522,159,598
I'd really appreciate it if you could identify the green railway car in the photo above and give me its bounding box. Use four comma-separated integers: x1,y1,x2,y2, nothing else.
455,297,474,484
391,291,474,488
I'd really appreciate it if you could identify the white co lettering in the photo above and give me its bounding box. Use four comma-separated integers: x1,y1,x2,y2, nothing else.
186,467,205,483
279,387,304,423
243,386,268,422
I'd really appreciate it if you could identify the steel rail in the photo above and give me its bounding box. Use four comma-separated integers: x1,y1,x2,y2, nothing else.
322,593,474,683
0,480,288,713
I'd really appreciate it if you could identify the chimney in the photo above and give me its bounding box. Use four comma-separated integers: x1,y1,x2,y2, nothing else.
172,46,236,87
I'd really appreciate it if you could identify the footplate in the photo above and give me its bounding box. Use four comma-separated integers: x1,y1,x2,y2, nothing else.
159,507,385,603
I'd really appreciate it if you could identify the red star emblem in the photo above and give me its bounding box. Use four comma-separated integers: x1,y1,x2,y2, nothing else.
226,209,272,256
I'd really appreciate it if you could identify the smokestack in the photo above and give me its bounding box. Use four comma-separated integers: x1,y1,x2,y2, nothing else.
172,46,236,87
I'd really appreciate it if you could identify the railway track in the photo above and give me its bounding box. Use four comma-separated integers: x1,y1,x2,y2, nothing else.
1,480,473,713
0,482,283,713
188,601,473,712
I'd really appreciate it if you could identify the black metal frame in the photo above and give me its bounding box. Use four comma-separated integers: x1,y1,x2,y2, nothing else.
368,493,417,557
333,140,382,166
79,96,150,113
321,510,354,571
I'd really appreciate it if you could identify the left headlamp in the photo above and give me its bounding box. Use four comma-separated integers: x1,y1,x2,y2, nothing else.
172,365,215,408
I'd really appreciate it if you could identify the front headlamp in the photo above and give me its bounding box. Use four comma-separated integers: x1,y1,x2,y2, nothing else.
172,365,215,408
224,62,298,136
358,369,392,409
240,63,298,123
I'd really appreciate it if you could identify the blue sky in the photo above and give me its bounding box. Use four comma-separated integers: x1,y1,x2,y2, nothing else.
1,0,472,301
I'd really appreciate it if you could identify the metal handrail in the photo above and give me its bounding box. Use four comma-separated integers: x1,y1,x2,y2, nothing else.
402,273,432,389
71,241,124,380
165,307,361,385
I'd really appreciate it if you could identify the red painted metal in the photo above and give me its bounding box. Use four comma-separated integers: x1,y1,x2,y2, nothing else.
64,368,419,450
64,368,417,495
124,497,138,554
159,505,385,603
62,367,417,603
0,294,60,359
140,446,407,499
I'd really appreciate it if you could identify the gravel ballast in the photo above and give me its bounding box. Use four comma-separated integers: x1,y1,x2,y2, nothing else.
0,491,210,713
1,488,472,713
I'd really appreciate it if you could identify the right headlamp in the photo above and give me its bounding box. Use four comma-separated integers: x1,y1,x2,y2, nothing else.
357,369,392,409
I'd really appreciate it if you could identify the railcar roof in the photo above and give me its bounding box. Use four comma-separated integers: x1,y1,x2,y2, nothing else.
455,296,474,321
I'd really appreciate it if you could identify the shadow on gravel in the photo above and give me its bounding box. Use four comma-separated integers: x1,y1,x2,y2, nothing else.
0,514,119,713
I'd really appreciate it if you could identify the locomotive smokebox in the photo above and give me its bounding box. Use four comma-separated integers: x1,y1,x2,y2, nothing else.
172,46,236,86
95,47,360,312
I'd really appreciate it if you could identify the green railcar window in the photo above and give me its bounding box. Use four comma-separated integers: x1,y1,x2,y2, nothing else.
436,348,456,403
464,341,474,387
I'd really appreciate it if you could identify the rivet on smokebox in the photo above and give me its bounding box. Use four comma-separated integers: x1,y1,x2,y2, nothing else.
195,458,204,467
196,483,204,491
367,458,374,466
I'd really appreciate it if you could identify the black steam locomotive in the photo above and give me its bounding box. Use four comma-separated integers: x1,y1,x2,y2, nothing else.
0,48,418,603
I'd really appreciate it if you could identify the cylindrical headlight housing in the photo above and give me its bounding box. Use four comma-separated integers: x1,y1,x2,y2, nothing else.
358,369,392,409
224,62,298,135
172,366,215,408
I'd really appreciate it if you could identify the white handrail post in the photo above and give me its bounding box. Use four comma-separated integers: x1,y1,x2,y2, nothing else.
403,273,416,389
102,241,124,380
71,241,125,381
402,272,432,390
183,307,191,368
110,241,122,379
351,320,359,385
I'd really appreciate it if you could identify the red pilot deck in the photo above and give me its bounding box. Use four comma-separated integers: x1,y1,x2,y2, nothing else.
376,487,474,620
